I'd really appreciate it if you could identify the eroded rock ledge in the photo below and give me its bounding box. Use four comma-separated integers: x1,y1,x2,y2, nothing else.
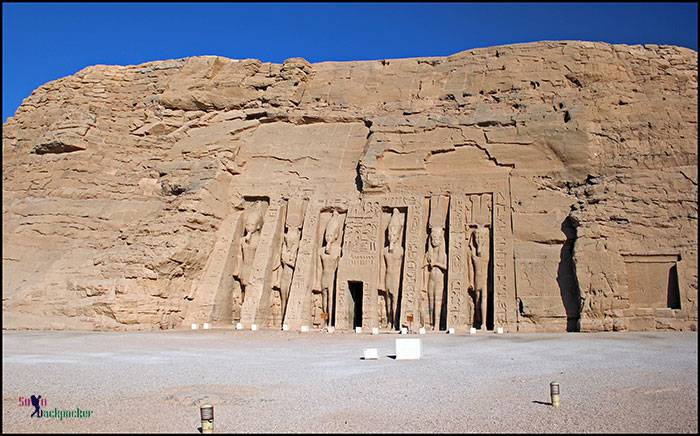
3,41,697,332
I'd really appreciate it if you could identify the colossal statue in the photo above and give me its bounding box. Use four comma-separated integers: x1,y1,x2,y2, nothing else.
424,225,447,330
319,211,343,329
469,225,490,329
233,202,264,310
380,208,404,330
278,225,301,321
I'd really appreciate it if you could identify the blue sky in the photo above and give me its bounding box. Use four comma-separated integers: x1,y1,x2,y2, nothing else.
3,2,698,122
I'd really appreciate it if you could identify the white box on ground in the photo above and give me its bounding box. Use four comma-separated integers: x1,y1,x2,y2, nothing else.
497,327,504,334
251,324,257,331
355,327,362,334
400,327,408,335
327,326,335,333
448,327,455,334
363,348,379,360
372,327,379,335
191,323,198,330
300,325,310,333
395,338,422,360
236,322,244,330
470,327,477,334
202,323,210,330
419,327,426,335
282,324,289,331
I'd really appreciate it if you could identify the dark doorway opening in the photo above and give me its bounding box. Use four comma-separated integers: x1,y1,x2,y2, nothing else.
668,265,681,309
349,281,363,329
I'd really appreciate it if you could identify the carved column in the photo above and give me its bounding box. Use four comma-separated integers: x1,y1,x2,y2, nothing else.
283,199,321,330
493,190,517,331
447,194,470,330
240,200,286,326
399,195,426,330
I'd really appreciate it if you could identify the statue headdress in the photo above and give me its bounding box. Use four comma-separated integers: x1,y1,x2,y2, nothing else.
388,208,403,231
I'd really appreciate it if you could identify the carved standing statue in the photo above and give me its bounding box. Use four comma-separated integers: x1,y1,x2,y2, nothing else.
469,225,490,329
423,225,447,330
233,202,264,308
278,225,300,320
320,211,343,329
380,208,404,330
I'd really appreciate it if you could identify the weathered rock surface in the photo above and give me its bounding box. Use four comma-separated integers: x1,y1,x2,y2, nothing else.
2,41,697,332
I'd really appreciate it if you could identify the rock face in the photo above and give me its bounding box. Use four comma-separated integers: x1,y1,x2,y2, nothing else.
3,41,697,332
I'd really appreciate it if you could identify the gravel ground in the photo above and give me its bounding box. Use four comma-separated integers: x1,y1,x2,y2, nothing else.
2,329,697,433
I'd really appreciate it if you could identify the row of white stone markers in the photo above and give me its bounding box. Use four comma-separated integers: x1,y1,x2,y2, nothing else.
190,323,505,335
189,323,504,361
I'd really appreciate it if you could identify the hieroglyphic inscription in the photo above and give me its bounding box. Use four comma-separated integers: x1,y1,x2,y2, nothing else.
447,194,469,329
493,191,509,327
335,199,382,329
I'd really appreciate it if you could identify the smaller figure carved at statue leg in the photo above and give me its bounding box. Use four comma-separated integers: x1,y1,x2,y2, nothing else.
387,291,394,330
475,289,483,329
427,283,435,330
279,266,292,321
279,290,287,323
378,292,387,328
321,287,329,329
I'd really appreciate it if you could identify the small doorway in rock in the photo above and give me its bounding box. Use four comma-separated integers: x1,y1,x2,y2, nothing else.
667,264,681,309
349,281,363,329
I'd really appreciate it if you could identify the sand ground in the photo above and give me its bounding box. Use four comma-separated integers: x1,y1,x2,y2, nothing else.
2,329,697,433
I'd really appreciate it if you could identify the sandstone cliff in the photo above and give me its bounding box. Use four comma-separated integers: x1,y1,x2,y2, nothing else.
3,41,697,332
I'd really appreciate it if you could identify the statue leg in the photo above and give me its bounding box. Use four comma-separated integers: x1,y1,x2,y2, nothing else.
391,290,399,330
427,281,435,330
321,287,328,328
387,291,394,330
435,282,443,331
380,293,391,327
481,287,488,330
476,288,484,329
280,289,288,324
280,267,292,321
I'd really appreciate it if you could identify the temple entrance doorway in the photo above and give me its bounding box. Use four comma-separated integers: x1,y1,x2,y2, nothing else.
348,281,364,329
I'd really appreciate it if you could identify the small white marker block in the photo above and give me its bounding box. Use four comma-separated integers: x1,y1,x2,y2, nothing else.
363,348,379,360
251,324,258,331
448,327,455,334
395,338,422,360
327,326,335,333
497,327,504,334
202,323,210,330
371,327,379,335
419,327,426,335
355,327,362,334
235,322,244,330
282,324,289,331
300,325,310,333
400,327,408,335
191,323,198,330
469,327,477,335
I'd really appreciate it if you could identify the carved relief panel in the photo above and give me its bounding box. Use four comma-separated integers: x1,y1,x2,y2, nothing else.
266,198,308,328
335,200,381,330
445,188,516,332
